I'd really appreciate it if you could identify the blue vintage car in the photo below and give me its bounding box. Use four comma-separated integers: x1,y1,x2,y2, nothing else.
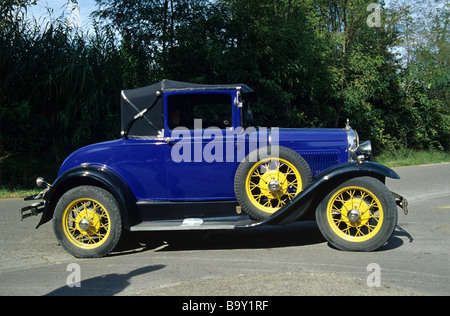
21,80,408,258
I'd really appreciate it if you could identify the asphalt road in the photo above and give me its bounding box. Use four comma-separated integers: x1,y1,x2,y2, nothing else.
1,163,449,296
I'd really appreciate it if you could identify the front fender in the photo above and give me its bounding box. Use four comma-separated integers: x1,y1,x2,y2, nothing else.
37,164,137,229
246,161,400,226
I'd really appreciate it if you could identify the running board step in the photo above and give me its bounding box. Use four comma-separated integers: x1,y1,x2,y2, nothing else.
130,216,255,232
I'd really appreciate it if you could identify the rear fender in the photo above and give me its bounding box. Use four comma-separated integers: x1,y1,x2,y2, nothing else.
37,164,137,229
246,161,400,226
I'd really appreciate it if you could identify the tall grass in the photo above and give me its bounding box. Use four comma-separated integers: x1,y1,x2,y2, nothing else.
1,3,125,188
373,149,450,168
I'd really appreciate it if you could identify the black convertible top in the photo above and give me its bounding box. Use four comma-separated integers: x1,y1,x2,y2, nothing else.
121,79,254,137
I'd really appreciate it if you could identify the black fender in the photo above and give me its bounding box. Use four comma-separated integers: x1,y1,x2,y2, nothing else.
243,161,400,226
37,164,138,229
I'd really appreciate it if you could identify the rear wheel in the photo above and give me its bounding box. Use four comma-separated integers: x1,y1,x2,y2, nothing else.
53,186,122,258
316,177,397,252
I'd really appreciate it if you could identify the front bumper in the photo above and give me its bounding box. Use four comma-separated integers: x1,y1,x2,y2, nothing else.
20,200,45,220
20,188,48,221
392,191,408,215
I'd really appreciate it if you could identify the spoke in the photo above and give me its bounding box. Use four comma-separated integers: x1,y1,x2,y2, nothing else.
285,166,295,177
286,192,296,199
71,205,81,219
75,233,85,242
360,191,368,201
367,199,379,209
335,193,346,205
254,193,263,202
250,181,261,191
332,204,343,213
274,160,281,172
367,224,376,233
342,225,351,235
261,162,270,174
68,226,77,235
369,216,380,225
276,161,283,180
286,179,298,189
333,218,344,226
351,190,357,199
67,216,77,225
355,226,365,237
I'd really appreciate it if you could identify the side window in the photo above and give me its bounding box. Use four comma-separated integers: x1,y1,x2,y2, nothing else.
168,93,232,130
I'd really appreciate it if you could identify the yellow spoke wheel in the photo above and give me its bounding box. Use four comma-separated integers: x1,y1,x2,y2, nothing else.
245,158,302,214
235,146,312,221
326,186,383,242
62,198,111,249
316,177,398,252
53,186,122,258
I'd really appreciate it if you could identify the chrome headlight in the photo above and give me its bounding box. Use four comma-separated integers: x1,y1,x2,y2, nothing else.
345,128,359,161
357,141,372,160
345,119,371,162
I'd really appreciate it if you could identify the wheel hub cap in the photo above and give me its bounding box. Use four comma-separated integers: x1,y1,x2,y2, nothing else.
347,209,360,222
268,180,280,193
259,171,288,199
78,219,90,231
341,198,371,227
75,210,101,236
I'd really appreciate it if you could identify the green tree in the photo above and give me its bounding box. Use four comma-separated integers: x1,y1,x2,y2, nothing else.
387,0,449,150
305,0,402,148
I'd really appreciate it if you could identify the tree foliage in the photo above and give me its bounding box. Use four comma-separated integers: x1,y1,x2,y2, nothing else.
1,0,449,188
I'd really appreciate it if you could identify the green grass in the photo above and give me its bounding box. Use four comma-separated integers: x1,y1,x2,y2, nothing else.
373,149,450,168
0,187,40,199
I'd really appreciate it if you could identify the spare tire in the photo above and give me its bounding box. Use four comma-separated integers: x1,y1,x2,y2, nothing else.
234,146,312,221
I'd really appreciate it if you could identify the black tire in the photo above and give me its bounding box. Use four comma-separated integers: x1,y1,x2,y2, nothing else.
234,146,312,221
53,186,122,258
315,177,398,252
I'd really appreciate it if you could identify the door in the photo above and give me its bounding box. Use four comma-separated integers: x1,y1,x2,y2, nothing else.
164,90,241,201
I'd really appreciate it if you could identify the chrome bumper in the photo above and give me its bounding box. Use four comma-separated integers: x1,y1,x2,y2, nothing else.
392,191,408,215
20,187,49,221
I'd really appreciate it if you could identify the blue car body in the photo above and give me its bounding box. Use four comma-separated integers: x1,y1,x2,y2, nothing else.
23,80,405,233
57,129,348,202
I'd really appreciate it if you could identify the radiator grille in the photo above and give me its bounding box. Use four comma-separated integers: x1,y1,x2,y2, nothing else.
300,151,340,176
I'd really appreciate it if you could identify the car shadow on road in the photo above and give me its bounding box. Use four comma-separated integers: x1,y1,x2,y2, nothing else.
112,221,326,255
377,224,413,251
45,264,165,296
111,222,413,256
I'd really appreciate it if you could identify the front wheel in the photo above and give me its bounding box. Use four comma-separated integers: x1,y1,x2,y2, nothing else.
316,177,397,252
53,186,122,258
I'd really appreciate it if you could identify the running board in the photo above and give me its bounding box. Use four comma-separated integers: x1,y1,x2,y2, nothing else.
129,216,255,232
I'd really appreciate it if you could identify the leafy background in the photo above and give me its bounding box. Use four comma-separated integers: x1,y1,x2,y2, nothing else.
1,0,449,188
